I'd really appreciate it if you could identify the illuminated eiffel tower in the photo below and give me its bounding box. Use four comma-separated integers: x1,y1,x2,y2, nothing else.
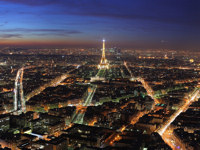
98,39,109,69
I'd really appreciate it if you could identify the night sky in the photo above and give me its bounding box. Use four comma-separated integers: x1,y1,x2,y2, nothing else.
0,0,200,49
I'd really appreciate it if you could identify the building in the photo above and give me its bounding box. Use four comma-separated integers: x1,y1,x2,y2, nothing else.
0,114,10,133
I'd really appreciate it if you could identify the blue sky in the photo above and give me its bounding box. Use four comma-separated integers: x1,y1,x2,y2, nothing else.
0,0,199,49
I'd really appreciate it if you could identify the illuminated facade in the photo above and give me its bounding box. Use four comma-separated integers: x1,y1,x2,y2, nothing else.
98,39,109,69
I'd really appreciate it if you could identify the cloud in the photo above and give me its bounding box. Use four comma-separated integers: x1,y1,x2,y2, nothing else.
0,0,56,6
0,21,8,27
0,28,80,32
33,32,80,37
0,28,82,37
32,0,199,29
1,0,200,28
161,40,168,43
0,34,22,38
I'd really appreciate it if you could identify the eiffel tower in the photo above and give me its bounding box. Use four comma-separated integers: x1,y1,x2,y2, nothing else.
98,39,109,69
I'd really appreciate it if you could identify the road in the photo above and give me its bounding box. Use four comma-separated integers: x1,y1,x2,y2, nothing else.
102,110,148,147
124,62,159,104
162,128,187,150
19,68,26,112
25,68,76,101
72,84,97,124
137,77,159,104
13,68,23,111
124,61,133,78
13,66,33,113
158,88,199,135
129,64,200,71
83,85,97,106
158,88,199,150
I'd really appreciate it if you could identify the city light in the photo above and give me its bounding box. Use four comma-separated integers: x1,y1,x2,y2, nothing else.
0,1,199,149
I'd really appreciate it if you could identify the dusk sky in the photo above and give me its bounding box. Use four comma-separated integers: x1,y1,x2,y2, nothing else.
0,0,200,49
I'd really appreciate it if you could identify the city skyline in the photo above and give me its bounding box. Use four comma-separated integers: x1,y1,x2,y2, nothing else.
0,0,200,50
1,1,200,150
